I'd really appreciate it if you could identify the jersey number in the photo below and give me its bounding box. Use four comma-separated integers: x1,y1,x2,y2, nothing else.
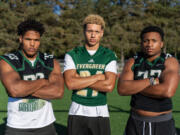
5,54,19,60
76,71,103,97
137,70,161,79
23,73,44,80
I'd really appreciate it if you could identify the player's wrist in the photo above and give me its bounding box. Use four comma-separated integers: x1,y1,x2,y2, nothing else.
149,77,157,85
98,74,105,81
40,79,49,86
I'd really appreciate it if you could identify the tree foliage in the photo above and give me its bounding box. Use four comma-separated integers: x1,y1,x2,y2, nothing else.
0,0,180,60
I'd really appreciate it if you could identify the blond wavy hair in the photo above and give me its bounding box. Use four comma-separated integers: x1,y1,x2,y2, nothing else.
83,14,105,30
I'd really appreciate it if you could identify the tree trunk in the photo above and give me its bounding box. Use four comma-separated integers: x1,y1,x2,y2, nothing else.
120,47,124,65
163,46,166,53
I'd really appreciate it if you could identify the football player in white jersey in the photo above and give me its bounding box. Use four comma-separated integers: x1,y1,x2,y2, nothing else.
0,19,64,135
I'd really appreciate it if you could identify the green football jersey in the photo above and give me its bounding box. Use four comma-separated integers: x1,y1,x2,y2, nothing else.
0,50,54,112
67,45,117,106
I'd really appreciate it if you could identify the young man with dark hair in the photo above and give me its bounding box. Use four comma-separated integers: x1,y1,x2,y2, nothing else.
64,14,117,135
0,19,64,135
118,26,179,135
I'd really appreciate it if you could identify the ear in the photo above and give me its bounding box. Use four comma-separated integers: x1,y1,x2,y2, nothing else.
160,41,164,48
100,30,104,38
19,36,23,43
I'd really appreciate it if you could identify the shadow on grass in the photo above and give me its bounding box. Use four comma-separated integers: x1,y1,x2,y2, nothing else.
53,110,69,112
0,117,6,135
108,105,180,114
108,105,130,113
0,117,67,135
176,128,180,135
54,123,67,135
173,111,180,113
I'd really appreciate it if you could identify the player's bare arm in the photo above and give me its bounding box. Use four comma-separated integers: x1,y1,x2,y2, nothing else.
64,69,105,90
32,59,64,99
117,58,151,96
141,57,179,98
0,59,48,97
89,72,116,92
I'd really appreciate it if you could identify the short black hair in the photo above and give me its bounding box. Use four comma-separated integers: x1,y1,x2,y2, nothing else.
17,19,45,36
140,26,164,41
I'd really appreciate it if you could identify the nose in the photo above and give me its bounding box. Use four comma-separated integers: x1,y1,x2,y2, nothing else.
30,40,35,46
147,40,153,47
91,32,95,38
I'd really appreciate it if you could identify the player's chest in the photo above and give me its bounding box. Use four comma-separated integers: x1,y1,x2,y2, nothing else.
18,62,51,80
134,61,165,79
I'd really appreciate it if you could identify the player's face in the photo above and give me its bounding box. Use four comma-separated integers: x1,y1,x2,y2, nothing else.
141,32,163,61
84,24,104,49
19,30,41,60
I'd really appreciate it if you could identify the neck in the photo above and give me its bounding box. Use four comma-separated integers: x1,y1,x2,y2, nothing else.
21,50,37,61
85,44,99,51
146,53,161,62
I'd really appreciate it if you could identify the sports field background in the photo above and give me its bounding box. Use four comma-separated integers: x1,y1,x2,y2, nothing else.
0,82,180,135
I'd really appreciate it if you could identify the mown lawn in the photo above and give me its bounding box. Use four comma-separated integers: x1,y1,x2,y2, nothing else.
0,82,180,135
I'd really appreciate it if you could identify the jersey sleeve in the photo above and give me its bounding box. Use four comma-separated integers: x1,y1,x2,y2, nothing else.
104,49,117,74
63,54,76,72
105,60,117,74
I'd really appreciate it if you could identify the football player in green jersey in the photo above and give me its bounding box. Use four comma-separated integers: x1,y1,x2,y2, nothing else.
64,14,117,135
118,26,179,135
0,19,64,135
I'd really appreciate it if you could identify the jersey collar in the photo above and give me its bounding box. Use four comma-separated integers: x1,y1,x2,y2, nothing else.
83,45,103,58
18,50,39,68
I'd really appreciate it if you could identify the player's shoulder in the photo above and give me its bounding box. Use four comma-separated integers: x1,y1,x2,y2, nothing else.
130,52,145,70
39,51,54,61
0,51,22,71
100,46,114,53
132,52,145,64
163,53,179,65
67,46,84,55
0,51,22,64
159,53,178,65
125,58,135,70
99,46,117,58
160,53,172,59
38,51,54,69
0,51,20,61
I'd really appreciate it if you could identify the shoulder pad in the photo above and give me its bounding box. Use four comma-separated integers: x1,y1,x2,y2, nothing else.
68,46,84,56
133,52,143,60
0,51,22,71
161,53,172,60
101,47,117,61
39,52,54,69
165,53,172,59
4,53,19,60
43,53,54,60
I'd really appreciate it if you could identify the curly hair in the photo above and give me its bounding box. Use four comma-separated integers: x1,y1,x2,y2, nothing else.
83,14,105,30
140,26,164,41
17,19,45,36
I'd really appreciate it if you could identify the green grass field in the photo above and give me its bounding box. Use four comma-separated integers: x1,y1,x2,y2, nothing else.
0,82,180,135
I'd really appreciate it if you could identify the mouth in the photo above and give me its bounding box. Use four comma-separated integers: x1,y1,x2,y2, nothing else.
89,40,96,44
28,48,36,52
90,39,96,42
146,48,153,52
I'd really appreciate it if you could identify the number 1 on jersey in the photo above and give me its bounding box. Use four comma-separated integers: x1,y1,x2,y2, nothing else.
76,70,103,97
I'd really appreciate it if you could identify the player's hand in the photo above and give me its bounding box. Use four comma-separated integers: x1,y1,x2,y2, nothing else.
75,73,80,77
155,78,159,85
96,74,105,81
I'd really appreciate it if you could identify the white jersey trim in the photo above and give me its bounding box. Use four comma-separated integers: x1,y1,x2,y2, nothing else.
69,102,109,117
64,54,117,73
7,97,55,129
